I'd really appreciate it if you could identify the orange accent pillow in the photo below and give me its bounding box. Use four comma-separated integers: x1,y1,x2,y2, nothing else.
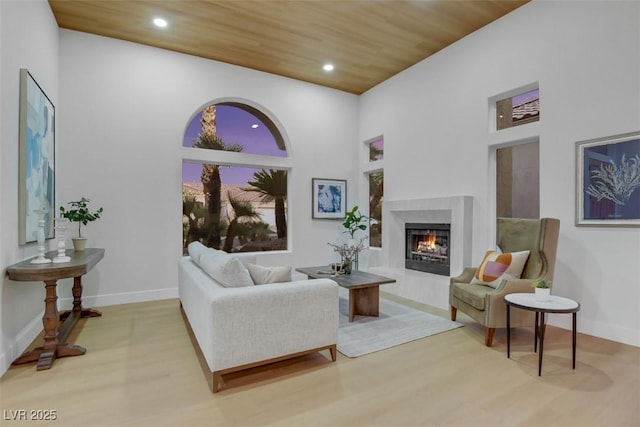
470,250,530,288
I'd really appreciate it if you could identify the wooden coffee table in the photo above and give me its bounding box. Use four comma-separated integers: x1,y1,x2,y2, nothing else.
296,266,396,322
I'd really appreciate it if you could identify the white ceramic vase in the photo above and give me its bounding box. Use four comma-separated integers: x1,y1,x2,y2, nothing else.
535,287,551,302
72,237,87,251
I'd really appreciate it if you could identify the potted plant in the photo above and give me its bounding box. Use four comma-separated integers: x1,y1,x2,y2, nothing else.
532,279,552,302
59,197,104,251
342,205,368,239
333,206,368,271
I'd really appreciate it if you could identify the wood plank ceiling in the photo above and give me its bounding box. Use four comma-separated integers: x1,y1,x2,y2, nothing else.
49,0,529,95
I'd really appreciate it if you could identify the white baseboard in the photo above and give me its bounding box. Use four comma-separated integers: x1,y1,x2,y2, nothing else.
548,315,640,348
58,287,179,309
0,287,178,377
0,311,45,377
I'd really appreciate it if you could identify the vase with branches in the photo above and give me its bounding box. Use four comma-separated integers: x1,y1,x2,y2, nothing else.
328,237,367,274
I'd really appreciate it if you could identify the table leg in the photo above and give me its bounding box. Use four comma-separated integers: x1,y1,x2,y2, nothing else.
534,311,539,353
538,312,546,376
42,280,59,353
13,280,60,370
348,287,379,322
13,279,87,370
572,312,577,369
506,304,511,359
59,276,102,321
348,289,356,322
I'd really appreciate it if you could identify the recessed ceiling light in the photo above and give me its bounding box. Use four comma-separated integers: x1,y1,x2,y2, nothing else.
153,17,168,28
323,63,334,72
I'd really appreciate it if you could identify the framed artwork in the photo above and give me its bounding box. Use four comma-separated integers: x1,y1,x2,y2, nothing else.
19,69,56,244
312,178,346,219
576,131,640,227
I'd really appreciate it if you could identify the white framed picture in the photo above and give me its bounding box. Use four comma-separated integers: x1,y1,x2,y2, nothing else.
576,131,640,227
312,178,346,219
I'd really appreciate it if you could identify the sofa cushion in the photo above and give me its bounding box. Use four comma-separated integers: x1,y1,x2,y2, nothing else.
189,242,254,288
470,249,529,288
246,264,292,285
452,282,493,310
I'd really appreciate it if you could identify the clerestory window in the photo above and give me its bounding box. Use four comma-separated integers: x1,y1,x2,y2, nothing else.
496,89,540,130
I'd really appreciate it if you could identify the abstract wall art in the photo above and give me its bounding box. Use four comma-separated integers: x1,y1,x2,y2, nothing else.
312,178,346,219
19,68,55,244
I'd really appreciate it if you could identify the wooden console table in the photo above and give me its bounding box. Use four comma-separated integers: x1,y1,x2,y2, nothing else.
6,248,105,370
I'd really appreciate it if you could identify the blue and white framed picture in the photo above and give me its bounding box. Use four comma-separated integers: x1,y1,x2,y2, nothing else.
576,131,640,227
312,178,346,219
19,69,56,244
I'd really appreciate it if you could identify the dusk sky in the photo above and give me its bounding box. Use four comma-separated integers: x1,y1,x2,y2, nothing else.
183,105,286,184
512,89,539,107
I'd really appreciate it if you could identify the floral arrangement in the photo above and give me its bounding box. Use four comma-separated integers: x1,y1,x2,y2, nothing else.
328,236,367,260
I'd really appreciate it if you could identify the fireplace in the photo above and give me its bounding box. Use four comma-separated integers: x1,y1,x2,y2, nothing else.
405,223,450,276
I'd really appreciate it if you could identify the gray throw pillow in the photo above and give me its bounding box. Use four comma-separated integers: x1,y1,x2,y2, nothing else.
246,263,292,285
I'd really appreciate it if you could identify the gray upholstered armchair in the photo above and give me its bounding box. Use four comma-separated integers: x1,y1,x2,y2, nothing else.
449,217,560,346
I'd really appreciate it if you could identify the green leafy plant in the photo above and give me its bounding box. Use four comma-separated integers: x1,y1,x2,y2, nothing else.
532,279,552,289
59,197,104,238
342,206,367,238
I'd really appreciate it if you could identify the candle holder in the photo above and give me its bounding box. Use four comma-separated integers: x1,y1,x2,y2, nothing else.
30,209,51,264
52,218,71,263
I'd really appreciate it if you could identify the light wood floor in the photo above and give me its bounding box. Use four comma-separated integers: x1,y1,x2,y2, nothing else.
1,295,638,427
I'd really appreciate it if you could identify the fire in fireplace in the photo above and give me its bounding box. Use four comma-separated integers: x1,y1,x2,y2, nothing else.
405,223,450,276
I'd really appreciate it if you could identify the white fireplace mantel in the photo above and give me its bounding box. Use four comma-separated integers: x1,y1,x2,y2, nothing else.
380,196,473,276
364,196,473,309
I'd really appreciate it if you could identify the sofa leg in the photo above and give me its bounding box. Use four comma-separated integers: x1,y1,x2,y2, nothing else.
212,371,222,393
450,306,457,321
485,328,495,347
329,345,337,362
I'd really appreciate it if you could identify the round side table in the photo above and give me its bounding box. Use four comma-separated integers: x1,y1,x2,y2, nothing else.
504,293,580,376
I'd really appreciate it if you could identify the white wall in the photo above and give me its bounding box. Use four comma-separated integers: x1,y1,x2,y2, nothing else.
56,32,359,299
0,0,60,374
359,0,640,346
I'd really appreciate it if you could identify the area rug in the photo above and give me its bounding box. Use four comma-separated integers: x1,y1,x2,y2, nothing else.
337,288,463,357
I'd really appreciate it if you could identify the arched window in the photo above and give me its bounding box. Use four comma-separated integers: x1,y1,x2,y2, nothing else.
182,101,289,254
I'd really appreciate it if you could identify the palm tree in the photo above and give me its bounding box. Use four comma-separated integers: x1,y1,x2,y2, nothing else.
245,169,288,238
369,172,384,219
192,132,242,248
369,172,384,247
369,144,383,161
182,195,203,251
222,191,261,252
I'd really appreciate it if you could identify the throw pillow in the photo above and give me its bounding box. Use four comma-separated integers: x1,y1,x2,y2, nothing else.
187,241,209,264
470,250,530,288
196,247,254,288
246,264,292,285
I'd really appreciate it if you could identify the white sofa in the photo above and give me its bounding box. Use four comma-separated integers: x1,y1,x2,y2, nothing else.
178,244,339,393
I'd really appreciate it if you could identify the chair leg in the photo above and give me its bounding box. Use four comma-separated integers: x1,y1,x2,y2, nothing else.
450,306,457,321
485,328,495,347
